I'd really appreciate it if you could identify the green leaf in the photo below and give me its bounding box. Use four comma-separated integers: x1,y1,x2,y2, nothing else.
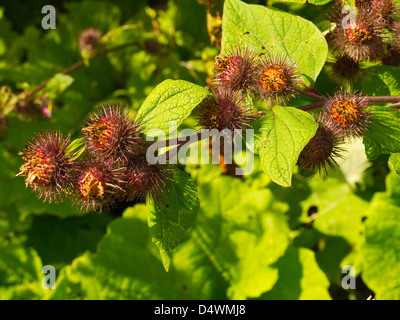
45,73,74,99
316,236,358,285
363,107,400,160
56,175,291,300
65,137,86,160
0,205,25,238
13,177,84,218
0,240,45,299
261,246,331,300
385,170,400,205
356,66,400,96
257,106,318,187
300,172,368,238
135,79,210,135
300,175,370,244
361,196,400,299
389,153,400,178
298,175,350,217
147,168,200,272
312,194,368,244
296,175,369,284
27,214,111,269
53,204,226,299
193,175,290,299
221,0,328,87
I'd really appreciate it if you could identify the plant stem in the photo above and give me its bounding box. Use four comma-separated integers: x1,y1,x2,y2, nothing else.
296,95,400,111
386,102,400,109
296,101,325,111
18,41,139,100
290,87,325,101
366,96,400,104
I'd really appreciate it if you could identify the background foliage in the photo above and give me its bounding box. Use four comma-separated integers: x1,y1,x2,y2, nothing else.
0,0,399,300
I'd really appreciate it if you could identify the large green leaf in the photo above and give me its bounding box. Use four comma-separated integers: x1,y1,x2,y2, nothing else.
256,106,318,187
389,153,400,178
192,174,290,299
51,204,226,300
361,195,400,299
221,0,328,87
261,246,331,300
363,107,400,160
306,176,369,244
135,79,209,135
297,175,369,283
385,170,400,205
47,172,318,300
27,214,111,269
311,195,368,245
147,168,200,272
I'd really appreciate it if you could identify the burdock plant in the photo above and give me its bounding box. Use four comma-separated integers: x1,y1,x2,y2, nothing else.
297,119,345,174
17,130,73,203
12,0,400,281
254,53,301,106
72,158,125,212
325,54,363,85
322,89,371,137
197,86,255,135
81,104,142,162
369,0,400,29
213,45,259,93
78,27,102,53
16,103,180,213
123,155,172,202
329,2,384,61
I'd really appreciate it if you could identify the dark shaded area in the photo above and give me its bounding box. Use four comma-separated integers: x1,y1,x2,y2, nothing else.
294,229,376,300
107,198,145,218
268,174,312,229
260,246,302,300
27,213,112,267
329,274,375,300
